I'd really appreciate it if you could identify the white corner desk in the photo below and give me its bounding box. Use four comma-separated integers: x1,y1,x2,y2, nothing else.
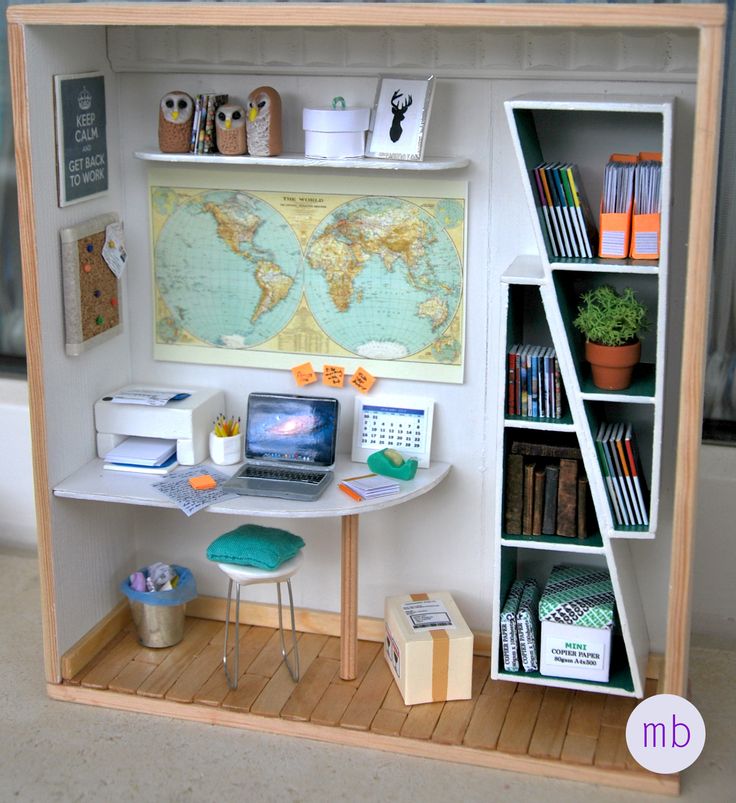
54,455,451,680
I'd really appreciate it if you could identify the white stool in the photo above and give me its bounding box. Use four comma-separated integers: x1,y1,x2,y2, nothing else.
216,550,303,688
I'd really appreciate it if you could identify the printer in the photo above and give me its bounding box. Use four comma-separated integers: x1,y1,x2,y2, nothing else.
94,384,225,465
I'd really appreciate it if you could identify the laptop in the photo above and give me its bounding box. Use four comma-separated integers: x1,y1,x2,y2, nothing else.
223,393,339,501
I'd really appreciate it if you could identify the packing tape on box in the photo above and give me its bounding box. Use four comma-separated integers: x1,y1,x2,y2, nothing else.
411,593,450,702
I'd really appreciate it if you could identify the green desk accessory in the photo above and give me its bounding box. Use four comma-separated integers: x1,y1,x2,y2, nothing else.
367,448,418,481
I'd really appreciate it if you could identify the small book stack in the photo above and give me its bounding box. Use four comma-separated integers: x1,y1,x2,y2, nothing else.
532,162,598,259
504,440,592,539
595,422,649,527
339,473,400,501
190,93,229,154
507,344,562,419
103,436,179,475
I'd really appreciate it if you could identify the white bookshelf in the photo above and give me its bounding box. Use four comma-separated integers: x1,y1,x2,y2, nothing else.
491,97,673,698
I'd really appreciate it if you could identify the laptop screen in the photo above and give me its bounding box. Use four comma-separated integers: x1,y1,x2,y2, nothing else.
245,393,339,467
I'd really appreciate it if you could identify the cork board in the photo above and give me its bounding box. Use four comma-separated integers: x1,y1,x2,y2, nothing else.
60,213,123,356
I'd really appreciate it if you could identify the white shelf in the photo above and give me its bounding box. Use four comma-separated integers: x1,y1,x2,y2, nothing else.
504,417,576,432
501,256,546,286
134,149,469,171
501,534,605,553
494,670,637,698
550,261,659,275
54,456,452,520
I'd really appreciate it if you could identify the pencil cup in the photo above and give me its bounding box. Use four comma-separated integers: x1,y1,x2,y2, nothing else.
209,432,243,465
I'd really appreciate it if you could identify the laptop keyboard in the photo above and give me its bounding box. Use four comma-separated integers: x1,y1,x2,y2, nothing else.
240,465,327,484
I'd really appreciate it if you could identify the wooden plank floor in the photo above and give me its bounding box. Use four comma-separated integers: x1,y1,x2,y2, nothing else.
62,616,676,794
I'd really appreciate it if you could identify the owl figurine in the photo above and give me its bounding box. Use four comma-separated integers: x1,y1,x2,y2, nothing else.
215,104,247,155
246,86,282,157
158,91,194,153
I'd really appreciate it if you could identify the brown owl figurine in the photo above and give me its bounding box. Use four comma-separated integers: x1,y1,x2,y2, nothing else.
246,86,282,157
158,91,194,153
215,104,247,155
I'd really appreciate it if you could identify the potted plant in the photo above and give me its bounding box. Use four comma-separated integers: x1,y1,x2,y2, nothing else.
573,285,649,390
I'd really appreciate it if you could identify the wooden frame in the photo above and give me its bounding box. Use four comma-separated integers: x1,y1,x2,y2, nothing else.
8,2,726,791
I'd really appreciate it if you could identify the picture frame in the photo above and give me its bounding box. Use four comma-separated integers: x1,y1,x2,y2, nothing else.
53,71,108,207
366,75,435,161
351,394,434,468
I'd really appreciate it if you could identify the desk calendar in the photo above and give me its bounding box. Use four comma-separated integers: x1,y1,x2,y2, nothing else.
351,395,434,468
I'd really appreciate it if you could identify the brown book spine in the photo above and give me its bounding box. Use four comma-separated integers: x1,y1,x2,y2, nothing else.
542,463,559,535
511,440,582,460
504,453,524,534
556,458,579,537
532,467,545,535
522,461,536,535
577,474,589,539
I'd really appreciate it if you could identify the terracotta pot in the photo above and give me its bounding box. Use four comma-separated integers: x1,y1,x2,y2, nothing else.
585,340,641,390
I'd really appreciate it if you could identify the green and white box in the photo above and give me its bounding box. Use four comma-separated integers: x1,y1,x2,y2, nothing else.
539,565,615,683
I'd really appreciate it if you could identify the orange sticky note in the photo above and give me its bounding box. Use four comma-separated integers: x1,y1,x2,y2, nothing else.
292,361,317,386
350,366,376,394
189,474,217,491
322,364,345,388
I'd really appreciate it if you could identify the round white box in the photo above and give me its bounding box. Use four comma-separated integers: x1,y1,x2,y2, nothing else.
302,107,370,159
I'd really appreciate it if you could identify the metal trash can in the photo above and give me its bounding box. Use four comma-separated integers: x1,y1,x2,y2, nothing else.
120,565,197,648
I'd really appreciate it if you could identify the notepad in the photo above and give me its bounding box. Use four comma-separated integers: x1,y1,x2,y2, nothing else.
340,473,400,499
103,436,177,467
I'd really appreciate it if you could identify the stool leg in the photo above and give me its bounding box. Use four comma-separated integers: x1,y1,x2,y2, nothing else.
223,578,241,690
276,579,300,682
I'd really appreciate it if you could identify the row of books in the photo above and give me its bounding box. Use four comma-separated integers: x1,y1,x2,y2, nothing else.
595,422,649,527
600,152,662,260
507,344,563,419
189,93,229,154
504,441,592,539
532,162,598,259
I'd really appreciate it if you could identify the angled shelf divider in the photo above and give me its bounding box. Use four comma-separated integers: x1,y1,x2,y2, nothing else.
492,94,673,698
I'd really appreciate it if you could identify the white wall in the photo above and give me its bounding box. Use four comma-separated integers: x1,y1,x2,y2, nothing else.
1,378,734,645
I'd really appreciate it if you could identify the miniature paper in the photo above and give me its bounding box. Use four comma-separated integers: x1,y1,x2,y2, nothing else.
153,466,238,516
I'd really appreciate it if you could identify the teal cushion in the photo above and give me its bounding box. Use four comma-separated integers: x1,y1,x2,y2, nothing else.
206,524,305,570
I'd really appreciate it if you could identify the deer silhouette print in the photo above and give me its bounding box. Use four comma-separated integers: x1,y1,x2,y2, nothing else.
389,90,413,143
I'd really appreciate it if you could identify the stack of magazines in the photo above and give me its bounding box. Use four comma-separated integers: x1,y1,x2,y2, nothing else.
594,422,649,527
338,473,400,501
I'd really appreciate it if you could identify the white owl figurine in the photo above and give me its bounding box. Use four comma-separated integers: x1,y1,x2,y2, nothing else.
215,104,247,155
158,91,194,153
246,86,282,157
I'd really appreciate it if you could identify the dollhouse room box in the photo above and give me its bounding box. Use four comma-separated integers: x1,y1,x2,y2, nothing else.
384,591,473,705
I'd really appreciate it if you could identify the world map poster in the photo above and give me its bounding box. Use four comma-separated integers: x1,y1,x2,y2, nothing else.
150,169,466,382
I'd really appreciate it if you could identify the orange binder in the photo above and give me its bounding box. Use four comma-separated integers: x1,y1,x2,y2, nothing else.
598,153,636,259
629,151,662,260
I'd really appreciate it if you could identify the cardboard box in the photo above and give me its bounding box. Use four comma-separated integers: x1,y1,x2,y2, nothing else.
538,564,615,683
384,591,473,706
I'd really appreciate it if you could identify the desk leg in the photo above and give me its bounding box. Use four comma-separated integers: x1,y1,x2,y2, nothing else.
340,513,359,680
